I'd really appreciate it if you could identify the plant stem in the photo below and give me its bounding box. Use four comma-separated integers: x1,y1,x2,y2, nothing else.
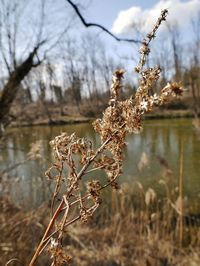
29,199,64,266
179,137,184,247
28,126,124,265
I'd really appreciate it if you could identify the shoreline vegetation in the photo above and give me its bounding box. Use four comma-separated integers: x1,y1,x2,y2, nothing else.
10,109,195,128
1,185,200,266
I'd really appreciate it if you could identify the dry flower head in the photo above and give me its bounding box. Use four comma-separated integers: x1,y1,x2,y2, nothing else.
28,9,183,266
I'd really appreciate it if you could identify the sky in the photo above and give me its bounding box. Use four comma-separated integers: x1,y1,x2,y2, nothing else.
84,0,200,33
1,0,199,61
85,0,159,29
111,0,200,34
45,0,200,85
68,0,200,65
0,0,199,83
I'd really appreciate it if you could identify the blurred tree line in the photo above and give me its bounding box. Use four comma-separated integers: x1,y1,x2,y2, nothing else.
0,0,199,137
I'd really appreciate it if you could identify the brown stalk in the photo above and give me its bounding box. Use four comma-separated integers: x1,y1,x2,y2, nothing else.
27,9,184,266
179,137,184,247
28,124,125,265
29,151,121,263
5,258,23,265
135,9,168,73
57,196,70,241
51,161,64,216
29,199,65,266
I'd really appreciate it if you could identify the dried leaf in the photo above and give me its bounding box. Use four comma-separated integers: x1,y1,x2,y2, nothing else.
145,188,156,206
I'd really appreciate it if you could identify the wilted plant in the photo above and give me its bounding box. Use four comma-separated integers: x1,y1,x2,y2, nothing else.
28,9,183,266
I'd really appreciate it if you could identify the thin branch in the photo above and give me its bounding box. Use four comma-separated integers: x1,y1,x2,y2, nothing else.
2,159,27,174
66,0,140,44
5,258,23,266
43,24,72,57
84,165,105,174
135,9,168,73
42,215,81,246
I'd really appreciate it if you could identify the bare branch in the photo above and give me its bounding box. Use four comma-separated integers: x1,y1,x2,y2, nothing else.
66,0,140,44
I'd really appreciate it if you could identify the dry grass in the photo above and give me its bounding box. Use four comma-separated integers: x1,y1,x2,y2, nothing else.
1,183,200,265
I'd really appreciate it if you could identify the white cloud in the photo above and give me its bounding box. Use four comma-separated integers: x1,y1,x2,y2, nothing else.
112,0,200,34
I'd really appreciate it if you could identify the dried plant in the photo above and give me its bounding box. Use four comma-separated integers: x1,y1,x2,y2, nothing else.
28,9,183,266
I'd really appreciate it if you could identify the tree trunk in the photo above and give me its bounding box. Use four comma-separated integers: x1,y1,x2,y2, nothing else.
0,46,41,137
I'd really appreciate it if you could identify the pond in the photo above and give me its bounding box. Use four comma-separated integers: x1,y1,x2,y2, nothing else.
0,118,200,210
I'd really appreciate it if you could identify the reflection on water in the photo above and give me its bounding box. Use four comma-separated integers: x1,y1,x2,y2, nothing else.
0,119,200,208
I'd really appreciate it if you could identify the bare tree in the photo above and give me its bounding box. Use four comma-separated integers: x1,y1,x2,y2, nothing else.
0,0,47,135
0,42,45,135
0,0,72,136
167,23,183,81
184,13,200,117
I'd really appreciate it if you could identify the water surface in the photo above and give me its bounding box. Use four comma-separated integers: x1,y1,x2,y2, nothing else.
0,119,200,209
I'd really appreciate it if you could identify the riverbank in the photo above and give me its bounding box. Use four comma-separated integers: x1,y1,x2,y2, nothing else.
11,115,93,128
145,109,194,119
8,98,197,129
10,109,195,128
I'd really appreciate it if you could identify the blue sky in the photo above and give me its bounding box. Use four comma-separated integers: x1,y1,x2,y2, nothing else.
38,0,198,83
78,0,199,34
85,0,159,28
3,0,198,61
65,0,199,61
1,0,199,79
